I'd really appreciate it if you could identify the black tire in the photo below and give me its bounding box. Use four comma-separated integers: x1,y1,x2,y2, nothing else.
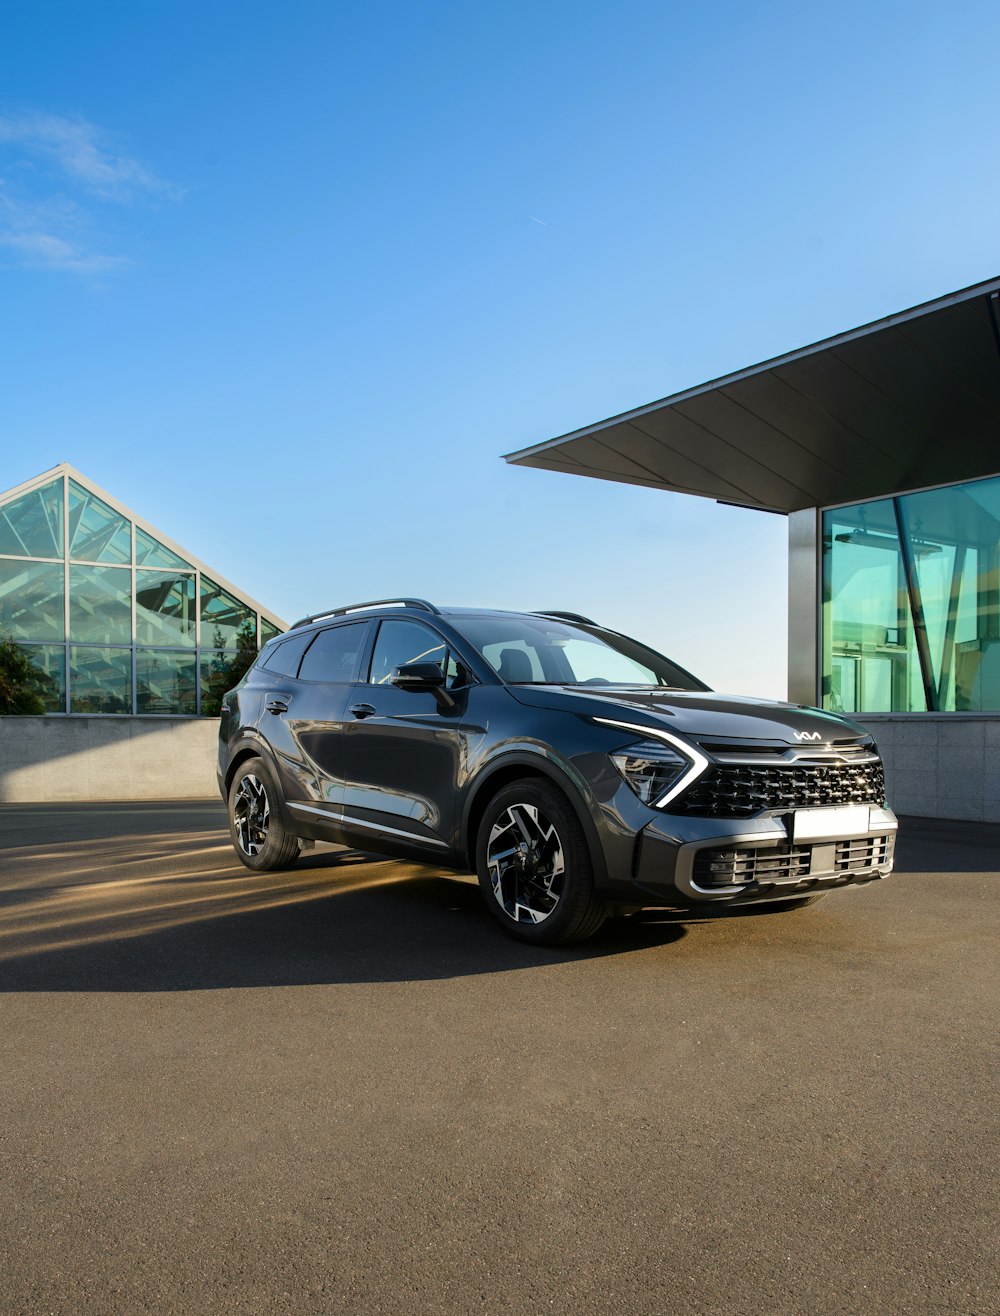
475,778,607,945
227,756,300,872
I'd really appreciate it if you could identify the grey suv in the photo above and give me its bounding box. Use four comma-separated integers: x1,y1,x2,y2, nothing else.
218,599,897,944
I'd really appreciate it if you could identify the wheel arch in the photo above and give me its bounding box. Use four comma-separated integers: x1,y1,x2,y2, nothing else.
222,737,297,832
461,752,608,885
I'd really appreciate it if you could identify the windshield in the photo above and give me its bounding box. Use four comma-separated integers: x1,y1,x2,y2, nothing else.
453,616,709,690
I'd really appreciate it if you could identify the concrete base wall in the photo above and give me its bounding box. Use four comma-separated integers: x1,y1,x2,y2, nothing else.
860,715,1000,822
0,717,221,803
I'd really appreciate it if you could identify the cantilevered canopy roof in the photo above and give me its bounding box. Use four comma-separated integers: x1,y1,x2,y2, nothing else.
504,276,1000,513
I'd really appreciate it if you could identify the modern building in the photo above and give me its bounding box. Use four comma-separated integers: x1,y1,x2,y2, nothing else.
505,275,1000,822
0,463,285,717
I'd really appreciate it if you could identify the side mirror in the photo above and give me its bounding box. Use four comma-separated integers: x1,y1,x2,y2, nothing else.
389,661,445,691
389,661,455,709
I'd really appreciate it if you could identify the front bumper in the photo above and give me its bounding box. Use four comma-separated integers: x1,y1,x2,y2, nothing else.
631,805,898,906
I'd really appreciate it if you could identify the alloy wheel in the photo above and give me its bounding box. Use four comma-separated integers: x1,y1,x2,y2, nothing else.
486,803,565,924
233,773,270,856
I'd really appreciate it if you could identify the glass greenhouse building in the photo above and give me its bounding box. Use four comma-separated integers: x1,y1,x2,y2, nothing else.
0,464,285,716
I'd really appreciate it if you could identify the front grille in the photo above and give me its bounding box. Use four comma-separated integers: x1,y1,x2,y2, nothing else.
671,758,885,817
692,833,894,889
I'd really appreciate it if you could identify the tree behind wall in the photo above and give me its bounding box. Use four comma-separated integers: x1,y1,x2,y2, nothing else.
201,619,260,716
0,633,53,715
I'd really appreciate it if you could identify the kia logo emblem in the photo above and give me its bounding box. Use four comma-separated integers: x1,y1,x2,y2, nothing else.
794,731,822,742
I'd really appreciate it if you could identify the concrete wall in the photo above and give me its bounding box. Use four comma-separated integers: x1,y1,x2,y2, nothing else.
860,715,1000,823
0,716,221,803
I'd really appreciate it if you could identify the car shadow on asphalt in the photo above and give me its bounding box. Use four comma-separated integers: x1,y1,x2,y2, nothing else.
0,845,690,993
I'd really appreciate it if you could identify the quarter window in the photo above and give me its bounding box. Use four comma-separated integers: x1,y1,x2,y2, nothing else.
298,622,369,683
260,631,314,678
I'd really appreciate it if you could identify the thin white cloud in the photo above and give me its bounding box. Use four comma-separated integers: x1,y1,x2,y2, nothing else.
0,111,173,200
0,228,124,274
0,110,176,274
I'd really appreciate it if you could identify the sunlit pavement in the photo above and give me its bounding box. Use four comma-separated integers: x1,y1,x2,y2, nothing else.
0,804,996,1315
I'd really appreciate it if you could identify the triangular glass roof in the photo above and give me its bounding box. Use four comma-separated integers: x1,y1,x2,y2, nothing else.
0,463,286,632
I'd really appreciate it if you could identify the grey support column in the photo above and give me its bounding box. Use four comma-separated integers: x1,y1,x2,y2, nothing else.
788,507,820,706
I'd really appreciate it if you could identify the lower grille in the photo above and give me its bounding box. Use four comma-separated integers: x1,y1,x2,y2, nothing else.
693,833,895,889
835,834,894,870
694,845,811,887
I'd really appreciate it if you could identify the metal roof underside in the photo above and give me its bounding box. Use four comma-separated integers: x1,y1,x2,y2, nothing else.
504,276,1000,513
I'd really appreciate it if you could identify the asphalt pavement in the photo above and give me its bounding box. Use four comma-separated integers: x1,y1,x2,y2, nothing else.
0,803,997,1315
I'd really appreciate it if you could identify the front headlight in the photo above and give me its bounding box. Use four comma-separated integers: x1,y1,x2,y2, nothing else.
595,717,710,808
611,741,689,805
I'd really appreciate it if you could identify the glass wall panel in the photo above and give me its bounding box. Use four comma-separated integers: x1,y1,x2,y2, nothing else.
0,477,64,558
68,479,132,564
201,576,253,647
135,527,192,571
0,559,65,641
260,618,282,644
822,475,1000,712
70,646,132,713
200,649,239,715
69,565,131,645
136,649,197,714
822,500,921,713
18,643,66,712
135,571,196,646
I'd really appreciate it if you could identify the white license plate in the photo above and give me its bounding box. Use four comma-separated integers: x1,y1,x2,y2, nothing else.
793,805,872,843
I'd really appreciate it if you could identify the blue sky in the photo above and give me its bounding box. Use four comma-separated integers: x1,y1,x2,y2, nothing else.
2,0,999,698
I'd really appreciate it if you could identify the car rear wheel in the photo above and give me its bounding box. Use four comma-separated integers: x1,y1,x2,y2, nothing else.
475,779,607,945
227,757,300,872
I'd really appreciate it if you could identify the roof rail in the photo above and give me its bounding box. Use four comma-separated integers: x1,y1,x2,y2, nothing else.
533,610,597,625
290,598,441,629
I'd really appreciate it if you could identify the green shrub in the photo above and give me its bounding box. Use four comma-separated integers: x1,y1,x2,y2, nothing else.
0,633,53,715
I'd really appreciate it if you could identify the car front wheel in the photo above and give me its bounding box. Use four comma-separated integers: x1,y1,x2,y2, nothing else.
475,779,607,945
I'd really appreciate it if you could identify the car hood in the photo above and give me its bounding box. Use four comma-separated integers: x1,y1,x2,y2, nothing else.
506,685,873,747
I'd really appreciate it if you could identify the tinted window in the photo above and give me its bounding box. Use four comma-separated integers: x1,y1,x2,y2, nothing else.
369,620,447,686
260,631,313,678
298,622,369,683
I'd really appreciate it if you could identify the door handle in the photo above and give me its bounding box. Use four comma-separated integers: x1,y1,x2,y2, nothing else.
265,697,289,714
350,702,376,720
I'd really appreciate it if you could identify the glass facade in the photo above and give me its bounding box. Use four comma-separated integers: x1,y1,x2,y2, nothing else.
0,470,284,714
822,475,1000,713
